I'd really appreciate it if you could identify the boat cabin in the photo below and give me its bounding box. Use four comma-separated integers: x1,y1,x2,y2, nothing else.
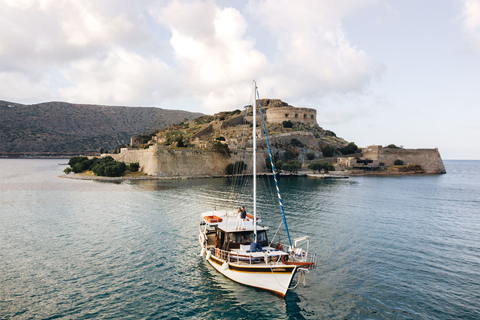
200,210,269,252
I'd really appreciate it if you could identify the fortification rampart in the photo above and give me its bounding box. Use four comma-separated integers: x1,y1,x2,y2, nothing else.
111,145,267,177
266,107,317,125
362,145,446,173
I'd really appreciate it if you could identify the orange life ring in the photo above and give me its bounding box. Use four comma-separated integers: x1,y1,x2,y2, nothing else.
216,248,221,258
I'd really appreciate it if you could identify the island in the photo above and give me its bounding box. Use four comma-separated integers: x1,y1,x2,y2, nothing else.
83,99,446,179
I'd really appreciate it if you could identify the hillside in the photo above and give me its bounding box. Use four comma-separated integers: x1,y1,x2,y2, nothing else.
134,99,350,160
0,100,203,157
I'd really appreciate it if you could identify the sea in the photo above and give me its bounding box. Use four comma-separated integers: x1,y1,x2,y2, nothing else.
0,159,479,319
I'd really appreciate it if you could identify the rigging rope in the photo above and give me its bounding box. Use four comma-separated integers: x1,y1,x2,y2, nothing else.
255,85,293,249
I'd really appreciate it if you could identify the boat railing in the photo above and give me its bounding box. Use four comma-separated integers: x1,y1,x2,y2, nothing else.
207,246,286,267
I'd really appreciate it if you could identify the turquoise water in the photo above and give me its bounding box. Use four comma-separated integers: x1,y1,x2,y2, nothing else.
0,159,479,319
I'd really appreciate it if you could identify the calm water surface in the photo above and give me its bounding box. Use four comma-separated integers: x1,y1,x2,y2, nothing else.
0,159,479,319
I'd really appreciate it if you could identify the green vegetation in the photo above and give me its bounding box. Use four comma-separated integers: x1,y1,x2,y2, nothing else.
226,161,247,175
386,144,403,149
284,149,298,161
394,159,404,165
128,162,140,172
66,156,138,177
290,138,303,148
212,140,230,156
308,162,335,173
282,120,293,128
322,145,335,157
341,142,358,155
91,157,126,177
282,160,302,173
306,152,315,160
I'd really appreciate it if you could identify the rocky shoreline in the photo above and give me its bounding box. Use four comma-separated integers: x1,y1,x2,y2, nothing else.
60,169,439,182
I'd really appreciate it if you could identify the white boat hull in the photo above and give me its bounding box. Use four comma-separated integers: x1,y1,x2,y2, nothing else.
204,250,297,297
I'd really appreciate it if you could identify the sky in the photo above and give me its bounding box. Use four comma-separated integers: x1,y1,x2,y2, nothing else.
1,0,479,160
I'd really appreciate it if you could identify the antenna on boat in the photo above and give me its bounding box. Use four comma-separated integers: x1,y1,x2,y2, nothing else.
253,80,257,243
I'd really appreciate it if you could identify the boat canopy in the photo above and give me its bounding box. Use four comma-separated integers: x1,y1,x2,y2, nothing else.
201,210,267,233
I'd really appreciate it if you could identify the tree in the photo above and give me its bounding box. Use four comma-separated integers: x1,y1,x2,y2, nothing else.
322,145,335,157
306,152,315,160
308,162,335,173
128,162,140,172
212,141,230,156
341,142,358,155
68,156,89,167
282,120,293,128
275,160,283,172
282,160,301,173
394,159,404,165
386,144,403,149
176,136,185,148
284,149,297,161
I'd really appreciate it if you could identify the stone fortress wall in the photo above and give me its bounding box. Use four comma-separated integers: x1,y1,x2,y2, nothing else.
362,145,446,173
111,144,267,177
265,107,317,125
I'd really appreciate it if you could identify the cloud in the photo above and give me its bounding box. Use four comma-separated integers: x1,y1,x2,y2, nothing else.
461,0,480,51
247,0,376,102
0,0,378,113
151,0,269,111
59,47,180,105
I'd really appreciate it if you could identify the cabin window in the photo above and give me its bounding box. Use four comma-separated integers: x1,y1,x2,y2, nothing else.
257,231,267,242
229,232,255,244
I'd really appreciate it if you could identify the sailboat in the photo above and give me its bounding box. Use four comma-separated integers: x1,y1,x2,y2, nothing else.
198,81,316,297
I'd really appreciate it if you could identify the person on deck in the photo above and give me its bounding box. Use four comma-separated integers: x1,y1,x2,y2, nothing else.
236,206,247,230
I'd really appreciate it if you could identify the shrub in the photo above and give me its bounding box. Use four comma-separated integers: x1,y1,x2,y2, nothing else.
128,162,140,172
275,160,283,172
306,152,315,160
282,120,293,128
67,156,127,177
386,144,403,149
92,160,126,177
322,145,335,157
71,159,91,173
284,149,297,161
68,156,89,167
176,136,185,148
290,138,303,148
63,167,72,174
341,142,358,155
282,160,301,173
213,141,230,156
394,159,404,165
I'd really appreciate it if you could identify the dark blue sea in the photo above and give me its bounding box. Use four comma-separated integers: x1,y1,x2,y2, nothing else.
0,159,479,319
